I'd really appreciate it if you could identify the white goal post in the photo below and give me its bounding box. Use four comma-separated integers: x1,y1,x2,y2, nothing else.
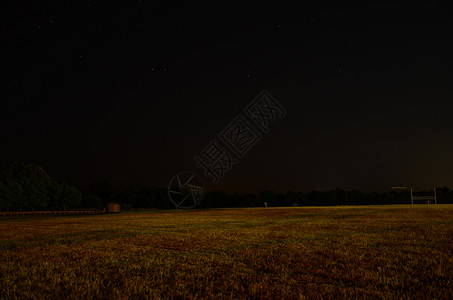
410,187,437,205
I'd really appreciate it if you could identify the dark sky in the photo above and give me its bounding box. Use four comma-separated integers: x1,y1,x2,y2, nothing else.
2,2,453,193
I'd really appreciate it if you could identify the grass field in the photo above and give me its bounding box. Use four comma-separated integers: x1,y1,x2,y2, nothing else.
1,205,452,299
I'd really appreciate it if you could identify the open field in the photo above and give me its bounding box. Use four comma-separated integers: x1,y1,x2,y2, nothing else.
1,205,452,299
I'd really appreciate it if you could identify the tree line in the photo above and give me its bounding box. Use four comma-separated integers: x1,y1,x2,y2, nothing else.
0,162,81,211
1,163,453,211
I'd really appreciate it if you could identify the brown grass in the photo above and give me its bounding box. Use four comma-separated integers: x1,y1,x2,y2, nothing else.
1,205,452,299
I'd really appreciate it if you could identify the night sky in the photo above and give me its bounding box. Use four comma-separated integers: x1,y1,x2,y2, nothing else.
3,2,453,193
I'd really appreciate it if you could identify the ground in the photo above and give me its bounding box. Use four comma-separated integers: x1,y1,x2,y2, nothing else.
1,205,452,299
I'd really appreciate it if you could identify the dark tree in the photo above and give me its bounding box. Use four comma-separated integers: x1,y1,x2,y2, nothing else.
0,162,82,211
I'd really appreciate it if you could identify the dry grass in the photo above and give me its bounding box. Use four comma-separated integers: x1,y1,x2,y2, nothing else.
1,205,452,299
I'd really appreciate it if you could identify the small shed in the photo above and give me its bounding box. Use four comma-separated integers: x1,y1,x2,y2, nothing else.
107,202,120,213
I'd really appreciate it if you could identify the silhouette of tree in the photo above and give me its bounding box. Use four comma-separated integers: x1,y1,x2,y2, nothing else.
0,162,82,210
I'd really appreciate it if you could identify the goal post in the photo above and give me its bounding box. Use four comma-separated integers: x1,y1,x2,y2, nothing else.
410,187,437,205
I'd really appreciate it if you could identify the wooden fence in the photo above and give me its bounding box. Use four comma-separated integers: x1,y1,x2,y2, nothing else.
0,210,105,217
